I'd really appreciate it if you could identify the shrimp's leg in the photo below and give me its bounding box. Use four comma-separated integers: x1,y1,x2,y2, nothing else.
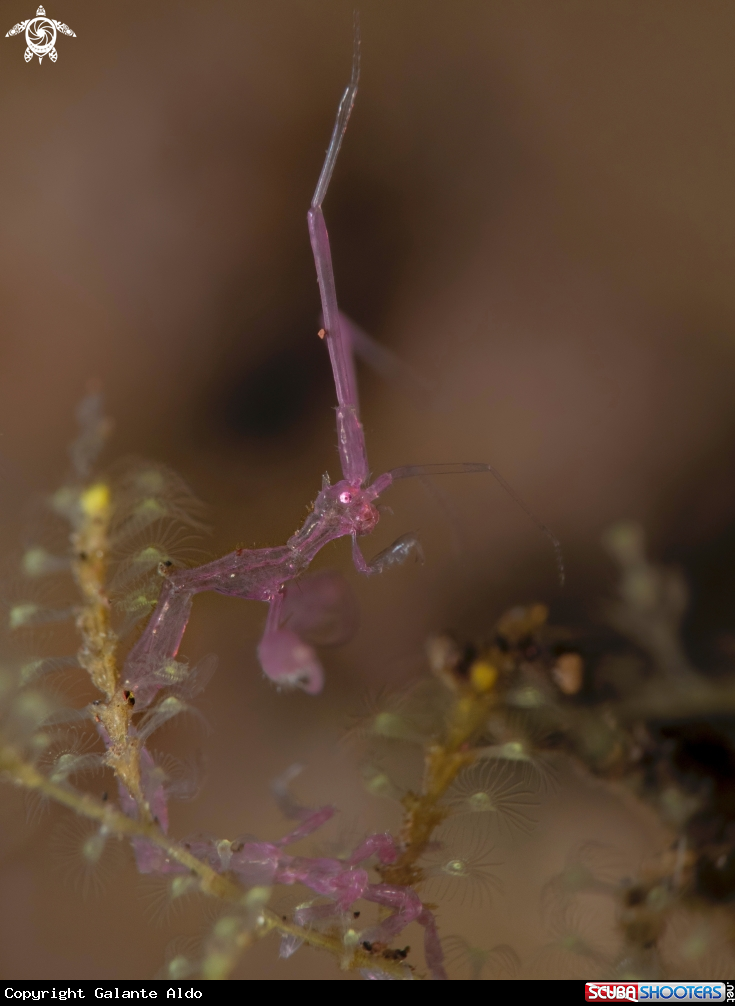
352,532,424,576
339,310,436,401
307,21,368,487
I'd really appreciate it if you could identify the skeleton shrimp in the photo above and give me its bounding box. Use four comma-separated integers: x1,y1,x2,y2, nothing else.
122,28,562,700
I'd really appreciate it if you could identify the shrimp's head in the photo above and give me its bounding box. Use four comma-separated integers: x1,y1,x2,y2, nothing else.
316,480,381,536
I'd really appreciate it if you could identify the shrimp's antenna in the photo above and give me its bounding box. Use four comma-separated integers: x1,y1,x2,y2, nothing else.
389,462,565,586
308,16,367,486
312,18,360,208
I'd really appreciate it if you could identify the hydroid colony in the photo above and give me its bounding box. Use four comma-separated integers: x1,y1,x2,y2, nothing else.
2,26,735,982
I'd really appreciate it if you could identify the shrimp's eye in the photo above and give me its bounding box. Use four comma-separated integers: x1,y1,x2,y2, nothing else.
339,491,353,504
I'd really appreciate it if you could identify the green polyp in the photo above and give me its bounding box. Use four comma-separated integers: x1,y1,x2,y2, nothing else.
11,691,54,734
20,660,44,685
135,546,166,565
443,858,469,878
170,875,198,900
167,956,193,980
51,485,79,519
135,470,166,494
22,547,54,577
213,915,241,940
373,711,410,739
82,831,105,864
468,791,494,812
123,591,157,614
157,661,189,685
9,603,40,629
135,498,167,520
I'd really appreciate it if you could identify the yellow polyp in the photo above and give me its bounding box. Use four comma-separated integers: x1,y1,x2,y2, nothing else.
470,661,498,693
80,483,110,518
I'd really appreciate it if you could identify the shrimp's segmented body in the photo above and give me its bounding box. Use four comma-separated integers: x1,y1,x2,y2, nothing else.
124,473,391,696
123,27,560,701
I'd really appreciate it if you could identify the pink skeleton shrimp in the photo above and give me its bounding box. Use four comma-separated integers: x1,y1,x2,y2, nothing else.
122,33,562,702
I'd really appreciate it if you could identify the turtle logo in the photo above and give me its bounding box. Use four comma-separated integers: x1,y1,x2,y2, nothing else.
5,6,75,64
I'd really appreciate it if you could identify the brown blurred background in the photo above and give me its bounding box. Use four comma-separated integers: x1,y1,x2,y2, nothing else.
2,0,735,979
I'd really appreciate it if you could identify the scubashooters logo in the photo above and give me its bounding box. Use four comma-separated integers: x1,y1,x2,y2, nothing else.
586,984,726,1003
5,6,75,63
